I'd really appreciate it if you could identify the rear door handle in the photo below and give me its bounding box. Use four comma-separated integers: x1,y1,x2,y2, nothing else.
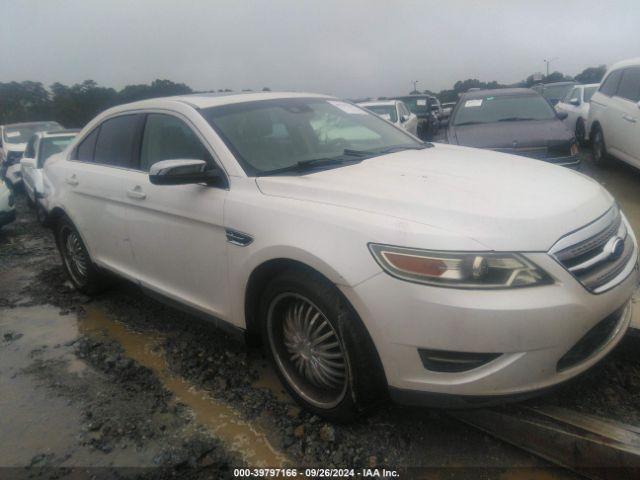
65,174,79,186
623,115,637,123
126,186,147,200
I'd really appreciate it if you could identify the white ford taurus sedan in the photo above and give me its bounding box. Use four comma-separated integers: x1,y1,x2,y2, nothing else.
44,91,639,421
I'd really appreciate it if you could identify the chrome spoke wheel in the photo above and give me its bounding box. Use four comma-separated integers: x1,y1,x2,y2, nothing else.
268,293,348,409
62,227,88,285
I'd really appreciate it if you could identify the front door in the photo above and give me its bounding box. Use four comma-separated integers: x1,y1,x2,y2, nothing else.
125,112,230,321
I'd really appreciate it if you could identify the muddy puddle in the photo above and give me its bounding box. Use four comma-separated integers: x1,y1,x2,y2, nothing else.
78,305,289,468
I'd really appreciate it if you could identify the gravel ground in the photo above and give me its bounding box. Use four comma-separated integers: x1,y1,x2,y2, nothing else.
2,148,639,478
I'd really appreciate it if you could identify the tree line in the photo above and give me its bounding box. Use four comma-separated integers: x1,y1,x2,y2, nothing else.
0,79,273,128
0,65,607,128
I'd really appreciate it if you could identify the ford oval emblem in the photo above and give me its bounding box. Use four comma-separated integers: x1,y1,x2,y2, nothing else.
605,237,625,261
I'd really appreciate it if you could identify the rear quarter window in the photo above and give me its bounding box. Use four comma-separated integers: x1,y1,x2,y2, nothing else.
599,69,623,97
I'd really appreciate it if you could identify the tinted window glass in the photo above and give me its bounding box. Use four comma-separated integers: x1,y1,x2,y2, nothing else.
600,70,623,96
75,128,99,162
140,114,212,171
94,115,141,168
617,68,640,102
24,136,37,158
453,95,556,125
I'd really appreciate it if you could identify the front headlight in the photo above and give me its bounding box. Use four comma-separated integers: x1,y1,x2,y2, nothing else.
368,244,553,289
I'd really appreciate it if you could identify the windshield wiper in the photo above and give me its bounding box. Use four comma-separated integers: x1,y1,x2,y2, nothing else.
258,155,365,176
497,117,536,122
378,143,432,154
454,121,485,126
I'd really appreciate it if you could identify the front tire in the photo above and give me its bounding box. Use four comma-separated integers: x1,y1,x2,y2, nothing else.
592,126,611,166
259,269,386,422
575,118,586,146
55,217,109,295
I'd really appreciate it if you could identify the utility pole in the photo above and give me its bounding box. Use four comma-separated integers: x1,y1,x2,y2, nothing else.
412,80,418,93
543,57,558,78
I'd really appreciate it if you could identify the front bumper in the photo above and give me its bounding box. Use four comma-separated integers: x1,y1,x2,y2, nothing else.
340,250,638,402
0,209,16,226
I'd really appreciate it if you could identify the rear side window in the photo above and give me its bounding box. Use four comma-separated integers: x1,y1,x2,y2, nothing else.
74,128,99,162
599,70,623,96
139,114,212,172
94,115,142,168
617,67,640,102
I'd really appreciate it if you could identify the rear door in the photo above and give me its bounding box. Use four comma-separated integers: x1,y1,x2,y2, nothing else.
613,67,640,166
64,114,144,277
124,112,230,321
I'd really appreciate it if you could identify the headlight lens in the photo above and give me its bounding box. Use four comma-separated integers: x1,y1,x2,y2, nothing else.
369,244,553,289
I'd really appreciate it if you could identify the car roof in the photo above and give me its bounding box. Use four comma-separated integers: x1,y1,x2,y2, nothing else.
358,100,397,107
460,87,538,100
119,91,333,110
608,57,640,71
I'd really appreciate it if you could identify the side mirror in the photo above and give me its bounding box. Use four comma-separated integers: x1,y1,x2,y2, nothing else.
569,98,580,106
400,115,408,123
556,111,568,120
149,159,226,186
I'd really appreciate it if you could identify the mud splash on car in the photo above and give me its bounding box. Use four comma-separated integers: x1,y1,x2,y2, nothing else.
77,305,289,468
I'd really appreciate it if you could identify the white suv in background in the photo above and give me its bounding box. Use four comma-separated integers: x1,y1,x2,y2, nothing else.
357,100,418,135
588,58,640,168
20,130,79,223
555,83,599,144
44,92,638,421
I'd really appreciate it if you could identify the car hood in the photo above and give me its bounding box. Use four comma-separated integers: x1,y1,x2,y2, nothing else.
256,145,613,251
449,119,572,149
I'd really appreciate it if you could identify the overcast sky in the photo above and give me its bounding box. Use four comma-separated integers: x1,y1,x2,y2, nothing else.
2,0,638,98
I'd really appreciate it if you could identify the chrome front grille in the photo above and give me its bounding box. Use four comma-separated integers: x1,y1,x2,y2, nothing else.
550,207,636,293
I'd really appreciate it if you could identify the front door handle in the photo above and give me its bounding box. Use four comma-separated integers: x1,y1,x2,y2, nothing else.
623,114,637,123
65,174,79,186
126,186,147,200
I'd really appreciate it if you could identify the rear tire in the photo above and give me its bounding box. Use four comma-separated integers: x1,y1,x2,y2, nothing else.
575,118,586,146
259,268,386,422
592,126,611,166
55,216,110,295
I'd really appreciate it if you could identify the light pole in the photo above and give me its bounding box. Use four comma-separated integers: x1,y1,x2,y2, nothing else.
412,80,418,93
543,57,558,77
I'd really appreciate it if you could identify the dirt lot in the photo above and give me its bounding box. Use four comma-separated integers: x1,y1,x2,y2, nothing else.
1,148,638,479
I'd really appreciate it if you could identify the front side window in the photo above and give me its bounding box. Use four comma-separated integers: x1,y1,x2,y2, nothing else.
583,86,598,103
201,98,419,175
599,70,623,96
140,114,212,171
453,95,556,126
365,105,398,123
616,67,640,102
540,84,574,101
38,135,76,168
24,136,37,158
94,115,142,168
75,128,100,162
563,88,579,103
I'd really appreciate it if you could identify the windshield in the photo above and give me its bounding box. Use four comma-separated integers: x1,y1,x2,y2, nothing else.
201,98,421,175
3,122,62,144
38,135,76,168
394,97,429,114
583,86,598,102
453,95,556,125
364,105,398,123
541,84,574,100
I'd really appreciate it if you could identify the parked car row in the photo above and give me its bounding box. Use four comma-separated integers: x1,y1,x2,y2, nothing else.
33,90,638,421
2,58,639,421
